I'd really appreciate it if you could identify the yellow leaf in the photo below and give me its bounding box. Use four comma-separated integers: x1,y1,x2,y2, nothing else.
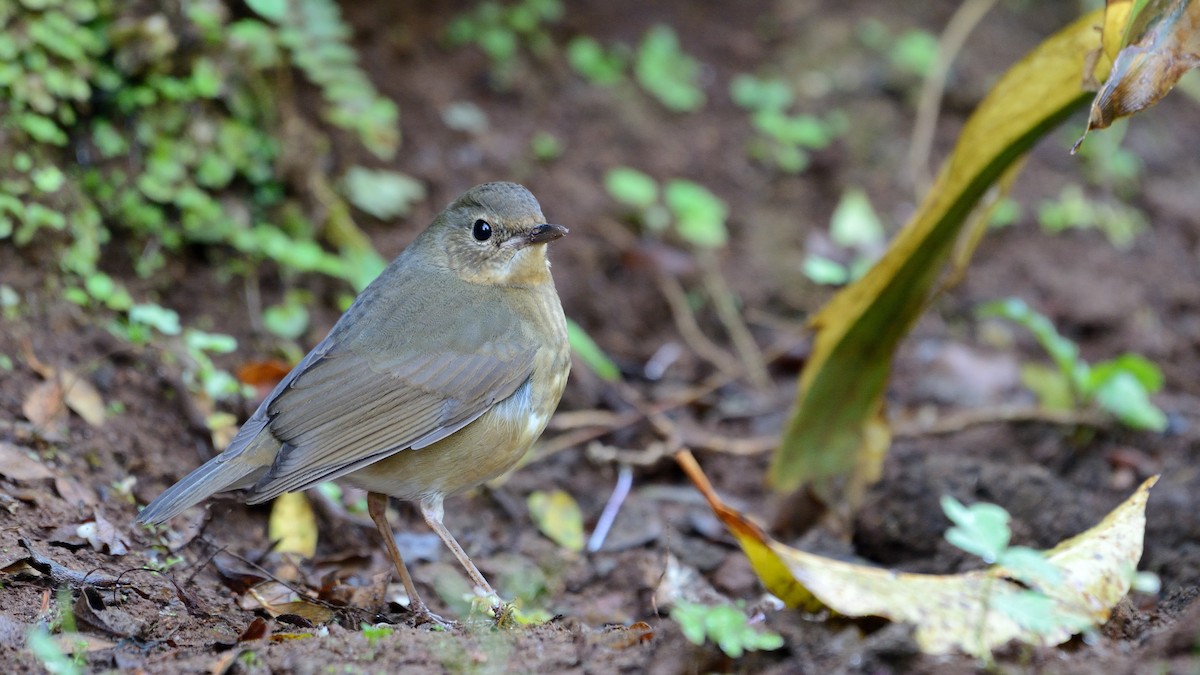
771,9,1125,498
683,450,1157,658
527,489,584,552
268,491,318,558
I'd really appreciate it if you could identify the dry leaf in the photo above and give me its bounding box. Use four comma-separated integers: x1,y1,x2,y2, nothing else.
0,442,54,481
22,380,69,439
76,510,130,556
682,451,1156,658
1081,0,1200,136
243,581,335,624
268,492,318,558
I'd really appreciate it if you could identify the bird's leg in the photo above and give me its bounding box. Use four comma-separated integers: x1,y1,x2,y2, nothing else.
418,496,501,609
367,492,451,628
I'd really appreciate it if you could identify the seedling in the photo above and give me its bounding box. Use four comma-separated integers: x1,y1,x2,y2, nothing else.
803,187,886,285
673,601,783,658
605,168,727,248
1036,184,1146,250
730,74,846,173
941,494,1159,663
977,297,1167,431
855,19,939,78
567,36,628,86
634,25,705,113
445,0,563,88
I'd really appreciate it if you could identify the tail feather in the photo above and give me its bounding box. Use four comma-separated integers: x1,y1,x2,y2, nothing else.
138,411,280,524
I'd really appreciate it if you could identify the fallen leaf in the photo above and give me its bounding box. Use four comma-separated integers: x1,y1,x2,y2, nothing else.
681,450,1156,658
20,346,107,430
22,380,69,439
268,492,318,558
55,476,98,507
50,632,117,654
76,510,130,556
0,442,54,481
527,489,585,552
243,581,335,624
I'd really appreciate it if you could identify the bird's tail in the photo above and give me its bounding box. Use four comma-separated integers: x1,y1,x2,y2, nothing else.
137,434,273,524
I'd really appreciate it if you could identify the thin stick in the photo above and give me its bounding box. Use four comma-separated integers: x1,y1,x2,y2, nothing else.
698,250,770,389
905,0,1000,196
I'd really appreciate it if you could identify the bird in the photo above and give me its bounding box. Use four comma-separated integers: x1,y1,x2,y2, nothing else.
138,182,570,625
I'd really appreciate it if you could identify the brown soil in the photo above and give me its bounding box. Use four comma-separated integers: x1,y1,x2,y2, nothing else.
3,1,1199,672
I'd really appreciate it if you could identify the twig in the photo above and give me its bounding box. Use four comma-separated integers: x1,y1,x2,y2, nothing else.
587,465,634,553
905,0,1000,196
656,272,744,381
697,249,771,389
530,337,804,465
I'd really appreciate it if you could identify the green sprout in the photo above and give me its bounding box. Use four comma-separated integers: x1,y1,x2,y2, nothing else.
634,25,705,112
730,74,846,173
977,297,1167,431
673,602,784,658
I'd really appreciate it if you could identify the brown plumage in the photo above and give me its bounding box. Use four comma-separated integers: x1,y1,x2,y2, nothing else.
138,182,570,624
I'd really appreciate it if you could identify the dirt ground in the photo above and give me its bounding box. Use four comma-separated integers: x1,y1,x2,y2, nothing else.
3,0,1200,672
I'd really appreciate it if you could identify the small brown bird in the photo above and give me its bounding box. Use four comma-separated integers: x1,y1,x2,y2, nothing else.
138,182,570,624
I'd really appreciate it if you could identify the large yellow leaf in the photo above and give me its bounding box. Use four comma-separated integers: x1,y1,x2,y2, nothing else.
770,7,1130,497
682,451,1157,658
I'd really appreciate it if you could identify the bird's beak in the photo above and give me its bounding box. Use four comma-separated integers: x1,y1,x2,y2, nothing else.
526,223,569,246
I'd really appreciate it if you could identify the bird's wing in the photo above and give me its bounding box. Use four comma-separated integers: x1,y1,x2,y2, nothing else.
241,268,536,503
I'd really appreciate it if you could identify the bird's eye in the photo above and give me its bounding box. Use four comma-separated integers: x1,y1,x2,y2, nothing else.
472,219,492,241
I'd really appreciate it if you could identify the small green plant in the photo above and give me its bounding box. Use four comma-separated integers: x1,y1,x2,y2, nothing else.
634,25,705,113
604,168,728,248
529,131,564,161
1,0,401,405
673,602,784,658
940,495,1092,652
977,297,1167,431
360,622,393,648
803,187,886,285
566,36,628,86
730,74,846,173
445,0,563,88
27,627,82,675
1036,184,1146,250
855,19,940,78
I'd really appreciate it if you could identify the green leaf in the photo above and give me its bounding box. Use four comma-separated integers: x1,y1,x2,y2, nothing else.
263,297,310,340
604,167,658,210
129,303,182,336
830,188,885,249
246,0,287,23
566,319,620,382
729,74,793,111
802,255,850,286
341,167,425,220
664,180,728,249
941,495,1011,563
1092,370,1167,431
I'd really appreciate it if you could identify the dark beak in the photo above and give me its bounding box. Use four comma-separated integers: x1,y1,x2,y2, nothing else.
527,223,568,245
